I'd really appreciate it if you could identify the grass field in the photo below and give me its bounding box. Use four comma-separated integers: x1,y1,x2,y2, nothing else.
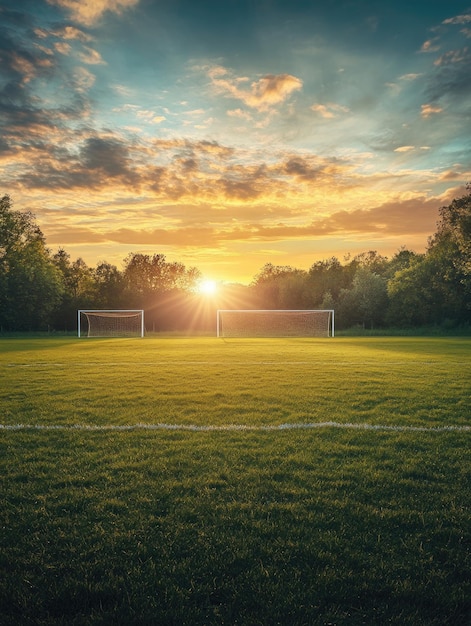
1,336,470,625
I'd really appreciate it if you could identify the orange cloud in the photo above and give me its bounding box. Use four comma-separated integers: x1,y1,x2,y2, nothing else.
421,103,443,118
43,194,443,252
46,0,140,26
310,103,350,119
394,146,415,153
208,66,302,111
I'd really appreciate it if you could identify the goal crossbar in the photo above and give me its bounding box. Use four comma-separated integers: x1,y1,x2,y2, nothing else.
217,309,334,338
78,310,145,338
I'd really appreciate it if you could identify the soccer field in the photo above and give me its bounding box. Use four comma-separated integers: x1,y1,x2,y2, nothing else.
1,336,470,625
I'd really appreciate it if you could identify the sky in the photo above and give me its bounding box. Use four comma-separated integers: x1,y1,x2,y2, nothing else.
1,0,470,284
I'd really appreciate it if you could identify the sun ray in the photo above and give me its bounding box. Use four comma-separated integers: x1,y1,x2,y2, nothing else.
198,279,218,296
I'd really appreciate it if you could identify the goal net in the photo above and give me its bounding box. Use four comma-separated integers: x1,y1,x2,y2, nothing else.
78,310,144,338
217,309,334,338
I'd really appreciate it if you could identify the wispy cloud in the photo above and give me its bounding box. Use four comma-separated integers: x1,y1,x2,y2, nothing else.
46,0,140,26
394,146,415,153
420,38,441,53
442,14,471,26
52,25,93,42
310,103,350,119
77,46,106,65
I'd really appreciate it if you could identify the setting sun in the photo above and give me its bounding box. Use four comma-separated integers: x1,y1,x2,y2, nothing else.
198,279,218,296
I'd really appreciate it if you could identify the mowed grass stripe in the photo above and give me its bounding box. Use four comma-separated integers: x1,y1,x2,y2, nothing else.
1,337,470,429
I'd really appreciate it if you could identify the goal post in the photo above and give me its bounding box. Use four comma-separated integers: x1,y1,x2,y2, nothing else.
78,310,145,338
217,309,334,338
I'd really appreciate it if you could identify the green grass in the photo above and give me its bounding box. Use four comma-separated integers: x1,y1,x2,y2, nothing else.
1,337,470,625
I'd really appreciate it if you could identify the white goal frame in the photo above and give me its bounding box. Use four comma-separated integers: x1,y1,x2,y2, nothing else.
78,310,145,338
217,309,334,338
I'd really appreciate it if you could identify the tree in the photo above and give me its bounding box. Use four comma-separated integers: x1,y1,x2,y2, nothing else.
384,248,423,279
93,262,125,308
350,250,389,276
338,267,388,329
431,190,471,311
51,250,96,330
123,253,200,297
122,253,201,330
308,257,348,305
251,263,307,308
277,271,311,309
386,253,465,327
0,195,63,330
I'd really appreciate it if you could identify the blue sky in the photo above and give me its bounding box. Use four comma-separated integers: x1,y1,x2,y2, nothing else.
1,0,470,282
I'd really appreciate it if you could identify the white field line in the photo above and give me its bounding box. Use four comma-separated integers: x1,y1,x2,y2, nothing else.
1,422,470,433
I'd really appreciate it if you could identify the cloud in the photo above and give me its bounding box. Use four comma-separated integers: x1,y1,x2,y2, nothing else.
318,197,441,236
420,13,471,106
50,195,442,251
227,108,253,121
54,41,72,55
420,38,441,53
394,146,415,153
52,25,92,42
136,109,166,124
46,0,140,26
77,46,106,65
425,47,471,104
208,66,303,112
46,226,108,244
442,14,471,26
81,136,139,182
399,73,422,81
310,102,350,119
434,47,469,66
73,66,96,91
421,103,443,118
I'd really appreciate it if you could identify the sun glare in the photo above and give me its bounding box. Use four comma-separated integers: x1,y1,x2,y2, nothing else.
198,279,218,296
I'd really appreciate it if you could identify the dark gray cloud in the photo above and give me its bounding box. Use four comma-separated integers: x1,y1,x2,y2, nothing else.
81,137,136,181
0,6,91,158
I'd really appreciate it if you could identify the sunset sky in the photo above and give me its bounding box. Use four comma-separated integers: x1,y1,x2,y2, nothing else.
1,0,470,284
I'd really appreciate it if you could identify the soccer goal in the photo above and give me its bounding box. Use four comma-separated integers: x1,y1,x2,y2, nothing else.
217,309,334,338
78,310,145,338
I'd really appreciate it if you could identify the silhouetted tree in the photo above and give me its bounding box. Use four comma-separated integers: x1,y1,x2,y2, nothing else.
0,195,63,330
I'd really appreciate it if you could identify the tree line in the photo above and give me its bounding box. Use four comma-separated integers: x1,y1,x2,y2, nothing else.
1,191,470,333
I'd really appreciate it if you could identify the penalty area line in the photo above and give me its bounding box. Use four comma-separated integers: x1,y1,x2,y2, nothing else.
1,422,470,433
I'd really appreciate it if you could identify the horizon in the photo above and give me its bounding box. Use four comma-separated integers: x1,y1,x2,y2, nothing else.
1,0,470,284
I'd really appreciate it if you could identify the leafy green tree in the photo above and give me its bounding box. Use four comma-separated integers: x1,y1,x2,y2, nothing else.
51,249,96,330
0,195,63,331
277,271,311,308
93,262,126,308
384,248,423,279
430,190,471,315
386,253,466,327
338,267,388,329
350,250,389,276
387,256,438,326
123,253,200,297
308,257,347,305
387,191,470,328
251,263,307,308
